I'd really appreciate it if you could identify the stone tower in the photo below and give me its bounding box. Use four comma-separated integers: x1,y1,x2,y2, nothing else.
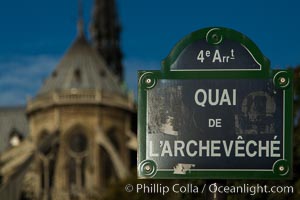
24,2,135,199
90,0,123,82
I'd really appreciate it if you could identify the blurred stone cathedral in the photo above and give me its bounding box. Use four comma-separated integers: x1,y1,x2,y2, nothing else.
0,0,136,200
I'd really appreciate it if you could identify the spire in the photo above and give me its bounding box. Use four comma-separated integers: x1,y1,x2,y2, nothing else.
77,0,84,36
90,0,124,82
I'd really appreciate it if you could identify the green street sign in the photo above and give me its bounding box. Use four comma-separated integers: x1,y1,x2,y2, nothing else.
138,27,293,179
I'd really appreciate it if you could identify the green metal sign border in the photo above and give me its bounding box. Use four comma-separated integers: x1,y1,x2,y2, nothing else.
138,27,293,179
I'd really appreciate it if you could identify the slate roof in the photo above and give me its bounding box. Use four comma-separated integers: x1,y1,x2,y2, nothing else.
0,106,28,152
38,34,125,96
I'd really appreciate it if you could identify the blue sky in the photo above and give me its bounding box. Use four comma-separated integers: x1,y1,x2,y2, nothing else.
0,0,300,105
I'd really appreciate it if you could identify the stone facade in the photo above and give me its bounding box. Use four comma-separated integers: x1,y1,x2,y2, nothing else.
24,91,134,199
21,17,135,200
0,1,135,199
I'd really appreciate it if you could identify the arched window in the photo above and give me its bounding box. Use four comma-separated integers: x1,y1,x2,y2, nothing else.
66,128,88,193
99,146,117,187
69,131,88,153
37,130,57,198
99,127,120,187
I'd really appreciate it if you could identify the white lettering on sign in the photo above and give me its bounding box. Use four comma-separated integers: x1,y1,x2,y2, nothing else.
197,49,235,63
208,119,222,127
149,136,281,158
194,89,236,107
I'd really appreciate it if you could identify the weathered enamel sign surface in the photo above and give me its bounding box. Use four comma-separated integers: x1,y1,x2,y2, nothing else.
138,27,293,179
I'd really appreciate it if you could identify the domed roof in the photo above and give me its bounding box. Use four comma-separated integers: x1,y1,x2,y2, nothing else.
38,34,125,95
